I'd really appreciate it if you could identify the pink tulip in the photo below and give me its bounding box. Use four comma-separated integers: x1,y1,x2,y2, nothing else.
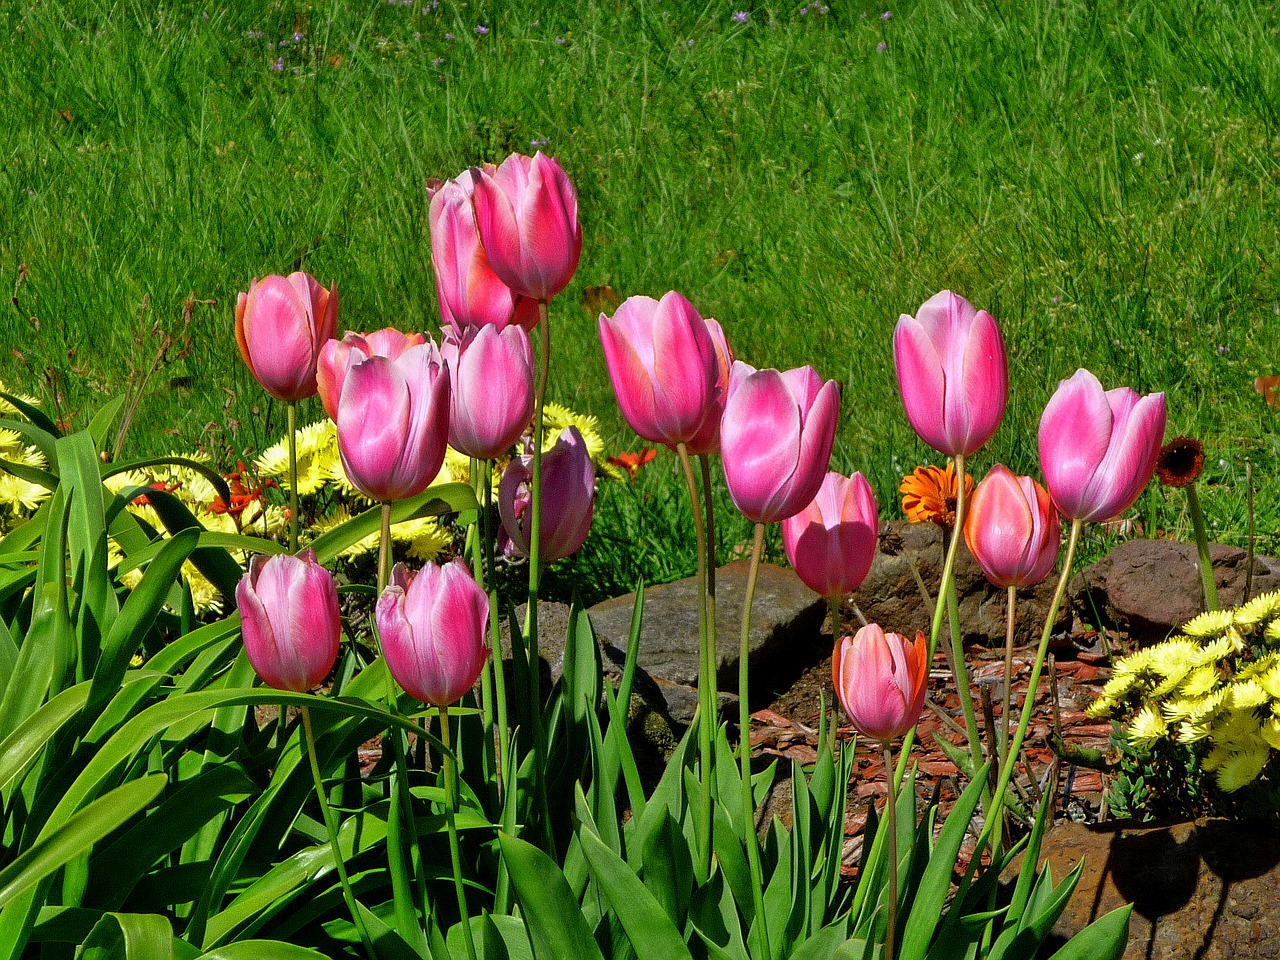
963,465,1060,588
332,338,451,501
316,328,427,422
235,272,338,402
376,559,489,707
237,549,340,693
832,624,928,743
599,291,719,449
471,152,582,301
781,471,879,598
499,426,595,563
1038,369,1167,522
684,318,734,456
440,324,535,460
430,171,540,336
720,361,840,523
893,290,1008,457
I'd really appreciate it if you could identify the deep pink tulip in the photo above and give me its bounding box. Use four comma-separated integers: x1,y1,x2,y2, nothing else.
832,624,928,744
963,465,1060,589
720,361,840,523
471,152,582,301
498,426,595,563
781,471,879,598
430,171,539,336
235,272,338,402
893,290,1008,457
376,559,489,707
316,328,427,422
1038,369,1167,523
237,549,340,693
440,324,535,460
684,318,734,456
599,291,719,449
333,339,451,501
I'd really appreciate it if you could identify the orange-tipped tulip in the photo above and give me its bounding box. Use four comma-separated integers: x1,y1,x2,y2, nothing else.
235,272,338,402
963,465,1060,589
832,624,928,743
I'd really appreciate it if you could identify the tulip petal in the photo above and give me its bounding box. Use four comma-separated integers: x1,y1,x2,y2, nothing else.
337,356,412,500
894,314,948,453
722,366,802,521
1038,369,1113,519
1079,390,1166,521
952,310,1007,452
599,312,661,442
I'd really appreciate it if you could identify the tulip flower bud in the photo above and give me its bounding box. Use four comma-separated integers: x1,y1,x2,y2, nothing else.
499,427,595,563
832,624,928,744
471,151,582,301
893,290,1007,457
376,560,489,707
1038,369,1167,522
721,362,840,524
963,464,1060,589
441,324,535,460
237,549,341,692
316,328,427,422
235,272,338,402
782,471,879,598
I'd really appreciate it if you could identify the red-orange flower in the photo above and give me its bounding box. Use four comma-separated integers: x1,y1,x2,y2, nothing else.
900,462,973,527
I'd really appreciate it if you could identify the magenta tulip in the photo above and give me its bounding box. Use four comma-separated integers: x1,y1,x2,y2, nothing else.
431,170,539,336
1038,369,1167,522
832,624,928,744
235,272,338,402
720,361,839,523
316,328,427,422
963,465,1060,588
893,290,1008,457
499,426,595,563
684,318,734,456
781,471,879,598
471,151,582,301
376,559,489,707
237,549,340,692
599,291,720,449
440,324,535,461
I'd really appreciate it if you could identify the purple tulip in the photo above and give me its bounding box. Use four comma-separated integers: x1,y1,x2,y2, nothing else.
440,324,535,461
963,464,1060,588
781,471,879,598
499,426,595,563
376,560,489,707
235,272,338,402
237,549,341,692
833,624,928,744
893,290,1008,457
720,361,839,523
1038,368,1167,522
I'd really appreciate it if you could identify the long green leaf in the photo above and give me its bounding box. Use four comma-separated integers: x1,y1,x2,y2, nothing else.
307,483,477,564
79,911,174,960
497,832,606,960
196,942,333,959
142,489,242,601
0,681,90,797
104,456,232,511
1044,906,1132,960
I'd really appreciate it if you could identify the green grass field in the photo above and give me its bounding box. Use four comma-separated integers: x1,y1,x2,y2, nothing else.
3,0,1279,587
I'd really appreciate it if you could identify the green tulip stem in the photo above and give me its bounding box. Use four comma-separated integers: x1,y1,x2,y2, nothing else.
301,705,376,960
677,443,715,879
286,400,299,553
946,570,984,782
828,595,842,645
1186,482,1219,612
698,453,719,611
378,501,393,595
438,705,479,960
882,741,900,960
1002,585,1017,759
467,460,501,805
927,454,967,660
481,464,511,802
739,521,772,960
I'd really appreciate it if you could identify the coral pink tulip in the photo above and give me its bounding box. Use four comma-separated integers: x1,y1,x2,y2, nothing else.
440,324,535,461
316,328,427,422
237,549,340,693
471,151,582,301
781,471,879,598
963,464,1060,588
376,559,489,707
684,318,734,456
430,170,539,335
499,427,595,563
1038,369,1167,522
599,291,720,449
235,272,338,402
832,624,928,744
720,361,840,523
893,290,1007,457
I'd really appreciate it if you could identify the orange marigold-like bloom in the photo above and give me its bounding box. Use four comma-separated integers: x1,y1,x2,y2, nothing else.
900,462,974,527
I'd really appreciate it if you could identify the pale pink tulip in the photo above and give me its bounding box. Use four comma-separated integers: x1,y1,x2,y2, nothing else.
720,361,839,523
316,328,427,422
499,427,595,563
599,291,719,449
471,152,582,301
235,272,338,402
893,290,1007,457
376,559,489,707
963,465,1060,588
781,471,879,598
832,624,928,743
1038,369,1167,522
440,324,535,461
237,549,340,692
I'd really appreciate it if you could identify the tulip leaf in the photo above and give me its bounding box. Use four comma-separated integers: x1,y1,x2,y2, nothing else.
1043,905,1132,960
307,483,478,565
78,910,174,960
0,457,57,492
141,489,243,600
0,681,91,799
195,942,333,959
84,396,125,453
497,832,606,960
104,456,233,513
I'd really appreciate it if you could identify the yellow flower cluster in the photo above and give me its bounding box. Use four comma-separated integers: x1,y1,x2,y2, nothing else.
0,383,51,528
1088,592,1280,792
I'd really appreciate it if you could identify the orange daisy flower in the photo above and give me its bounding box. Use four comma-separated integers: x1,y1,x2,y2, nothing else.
900,462,974,528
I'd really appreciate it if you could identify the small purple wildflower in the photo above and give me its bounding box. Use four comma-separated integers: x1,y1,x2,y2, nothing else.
732,11,749,23
876,41,887,51
530,137,550,148
432,56,445,66
475,24,489,35
292,66,300,75
271,57,284,71
555,36,567,45
1051,296,1061,304
244,30,265,39
292,30,304,42
800,6,808,13
445,31,455,40
1217,344,1230,355
881,10,893,20
279,38,290,47
687,38,696,47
